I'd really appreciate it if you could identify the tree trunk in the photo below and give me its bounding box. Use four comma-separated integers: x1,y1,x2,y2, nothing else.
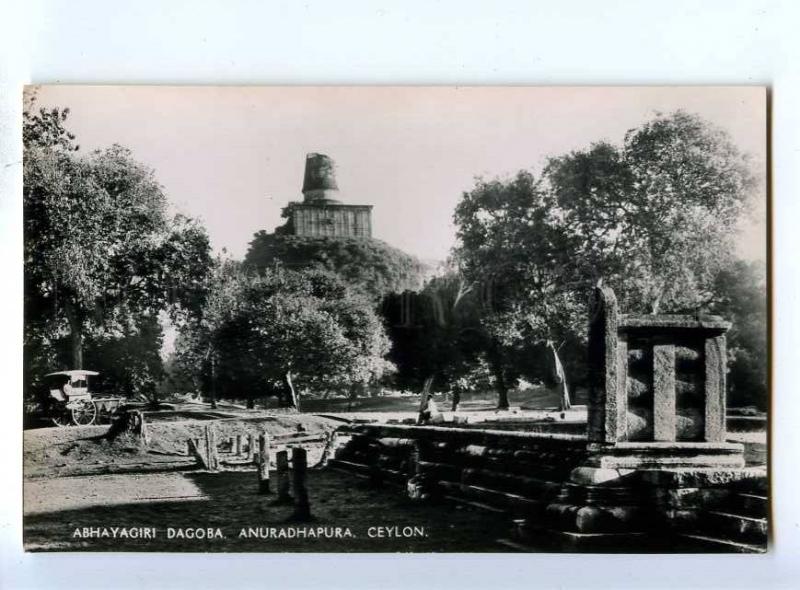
246,398,255,409
284,370,299,411
548,342,572,412
65,302,83,368
487,343,510,410
494,372,510,410
209,353,218,409
416,375,435,424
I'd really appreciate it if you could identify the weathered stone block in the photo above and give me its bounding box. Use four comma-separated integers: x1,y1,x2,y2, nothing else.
587,286,621,444
675,346,701,363
676,408,704,441
626,408,653,441
627,376,650,400
570,504,640,533
639,466,766,488
675,378,701,398
570,466,635,486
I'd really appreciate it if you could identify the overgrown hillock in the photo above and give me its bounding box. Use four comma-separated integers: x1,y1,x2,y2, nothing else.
244,232,428,301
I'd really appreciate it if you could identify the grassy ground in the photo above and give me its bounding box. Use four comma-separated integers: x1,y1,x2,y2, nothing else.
299,386,588,414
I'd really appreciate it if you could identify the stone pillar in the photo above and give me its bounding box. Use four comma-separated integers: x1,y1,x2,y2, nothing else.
291,448,312,521
274,449,293,505
257,433,271,494
704,335,727,442
653,344,676,441
204,424,219,471
587,286,623,444
546,287,746,546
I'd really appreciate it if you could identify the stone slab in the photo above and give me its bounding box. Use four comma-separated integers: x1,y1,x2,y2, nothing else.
619,315,730,332
570,466,636,486
638,466,767,488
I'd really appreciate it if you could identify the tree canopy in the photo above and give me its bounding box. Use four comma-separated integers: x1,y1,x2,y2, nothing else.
709,260,768,409
382,271,486,398
453,111,760,407
23,102,213,400
175,265,392,408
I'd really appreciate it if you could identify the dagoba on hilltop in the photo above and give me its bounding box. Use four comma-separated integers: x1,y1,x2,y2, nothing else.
281,153,373,238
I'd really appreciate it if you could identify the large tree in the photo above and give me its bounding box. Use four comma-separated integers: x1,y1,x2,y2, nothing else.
23,103,213,392
709,260,768,409
542,110,756,313
453,111,759,407
453,171,585,409
382,270,487,408
176,266,392,409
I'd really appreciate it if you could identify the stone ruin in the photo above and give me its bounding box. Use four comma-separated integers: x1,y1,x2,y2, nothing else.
330,286,767,551
582,285,743,475
544,286,765,550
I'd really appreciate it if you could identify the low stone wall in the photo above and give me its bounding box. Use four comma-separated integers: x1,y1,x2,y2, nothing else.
330,423,768,552
330,423,588,518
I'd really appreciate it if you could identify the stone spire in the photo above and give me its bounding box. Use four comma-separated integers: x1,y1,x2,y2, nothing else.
301,153,340,203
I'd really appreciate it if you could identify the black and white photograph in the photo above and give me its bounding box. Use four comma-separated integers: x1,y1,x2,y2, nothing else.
20,85,768,554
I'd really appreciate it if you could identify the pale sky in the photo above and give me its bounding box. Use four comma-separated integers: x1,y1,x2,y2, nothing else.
31,86,767,263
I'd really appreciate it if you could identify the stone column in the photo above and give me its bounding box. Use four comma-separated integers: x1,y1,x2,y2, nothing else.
587,286,623,444
704,335,727,442
653,344,677,442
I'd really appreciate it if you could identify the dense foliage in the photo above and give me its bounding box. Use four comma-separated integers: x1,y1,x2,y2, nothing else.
174,265,392,408
453,111,762,408
23,102,213,402
244,232,428,302
709,261,768,409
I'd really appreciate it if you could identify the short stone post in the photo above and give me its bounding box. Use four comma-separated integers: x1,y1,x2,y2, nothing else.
406,440,428,501
247,433,255,461
257,433,271,494
290,447,312,521
126,410,149,444
274,449,293,504
235,435,243,456
187,438,209,469
204,424,219,471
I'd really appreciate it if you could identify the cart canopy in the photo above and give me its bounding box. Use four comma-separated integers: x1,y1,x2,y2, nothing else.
45,370,99,378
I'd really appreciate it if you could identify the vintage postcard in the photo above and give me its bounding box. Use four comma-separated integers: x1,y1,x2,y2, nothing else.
22,86,767,553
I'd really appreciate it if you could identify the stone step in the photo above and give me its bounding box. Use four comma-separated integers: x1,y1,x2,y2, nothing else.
730,474,769,494
702,510,768,544
438,481,542,515
328,458,370,475
508,518,661,552
680,533,767,554
729,493,769,518
443,494,508,514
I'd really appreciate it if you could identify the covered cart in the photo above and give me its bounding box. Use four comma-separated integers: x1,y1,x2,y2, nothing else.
44,370,125,427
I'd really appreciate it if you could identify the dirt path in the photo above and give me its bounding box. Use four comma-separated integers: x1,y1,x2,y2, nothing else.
24,472,208,515
24,469,511,552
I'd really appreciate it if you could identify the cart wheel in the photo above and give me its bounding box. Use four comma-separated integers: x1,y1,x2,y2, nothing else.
71,399,97,426
51,409,72,427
